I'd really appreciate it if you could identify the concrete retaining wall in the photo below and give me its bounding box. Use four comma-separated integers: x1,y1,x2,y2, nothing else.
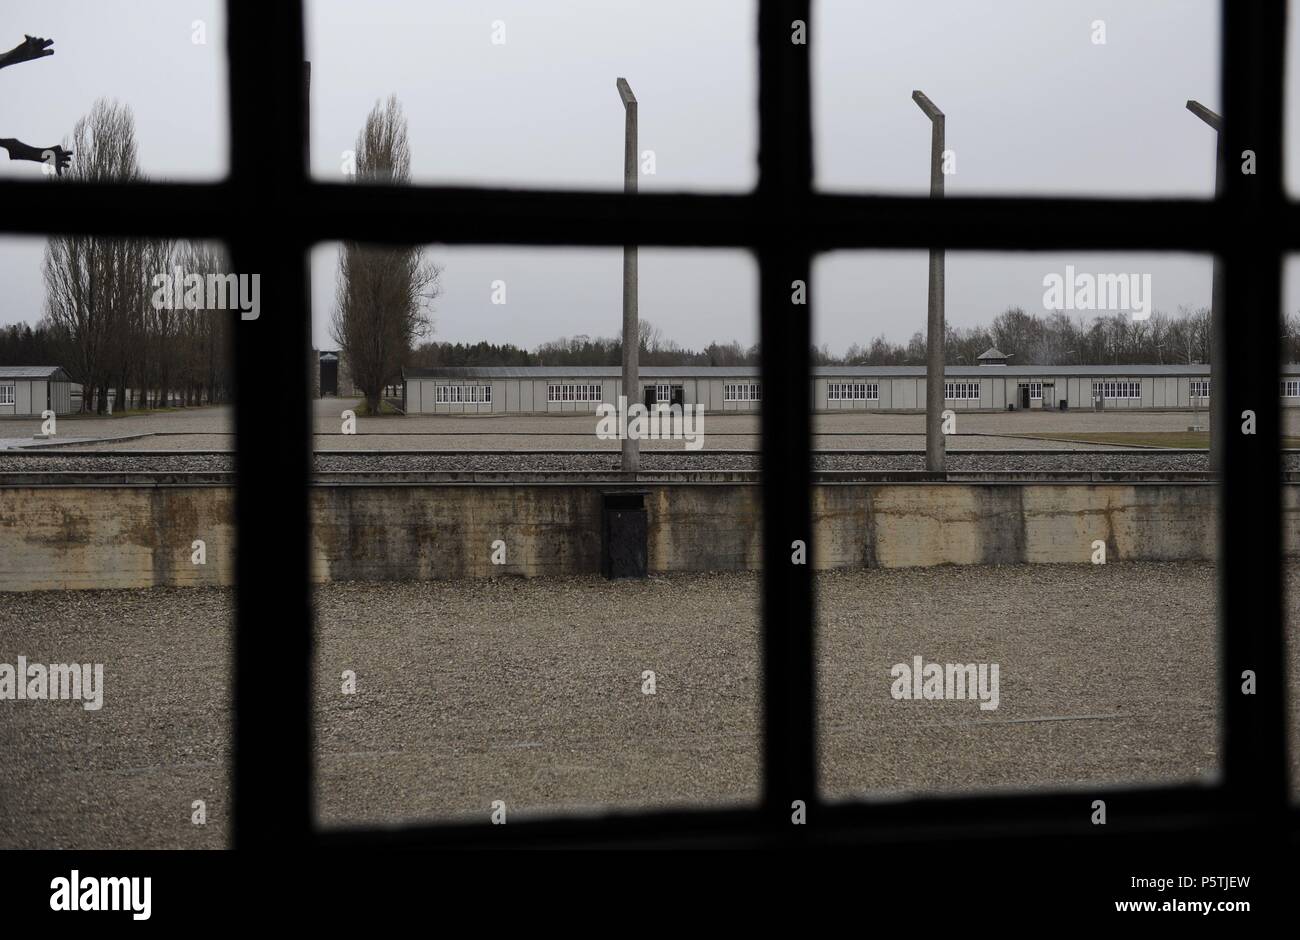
0,487,237,591
0,482,1290,591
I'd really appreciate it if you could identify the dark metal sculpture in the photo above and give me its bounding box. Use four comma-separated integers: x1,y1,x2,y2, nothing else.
0,35,72,174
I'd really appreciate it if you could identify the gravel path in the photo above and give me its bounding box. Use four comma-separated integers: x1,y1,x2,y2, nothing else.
11,399,1299,453
0,450,1228,475
5,562,1297,848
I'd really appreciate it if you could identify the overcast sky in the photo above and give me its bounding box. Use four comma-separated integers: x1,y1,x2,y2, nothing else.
4,1,1300,354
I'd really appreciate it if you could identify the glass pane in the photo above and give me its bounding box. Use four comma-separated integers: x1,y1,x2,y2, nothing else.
814,0,1221,197
0,1,228,182
1282,256,1300,801
1285,6,1300,197
308,243,763,826
0,235,235,847
812,249,1222,798
305,0,755,190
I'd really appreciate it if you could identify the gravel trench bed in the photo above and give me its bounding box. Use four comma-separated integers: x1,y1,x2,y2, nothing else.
5,562,1300,849
0,450,1258,475
0,561,1279,847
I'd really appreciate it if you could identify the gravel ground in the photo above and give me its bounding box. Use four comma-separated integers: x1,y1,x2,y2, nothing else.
818,564,1224,796
9,400,1299,452
61,432,1139,453
10,400,1283,435
310,451,1217,473
0,450,1227,474
8,433,1143,455
5,561,1297,849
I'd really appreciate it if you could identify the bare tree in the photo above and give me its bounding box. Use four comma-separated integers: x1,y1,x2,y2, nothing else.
173,242,234,406
990,307,1035,360
1284,310,1300,364
904,331,927,363
42,99,142,412
638,319,663,358
331,96,439,414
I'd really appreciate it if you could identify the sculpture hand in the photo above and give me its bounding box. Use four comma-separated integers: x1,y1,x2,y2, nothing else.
0,35,55,69
42,144,73,175
0,139,73,174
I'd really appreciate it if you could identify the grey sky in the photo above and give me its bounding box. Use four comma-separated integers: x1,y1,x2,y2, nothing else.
3,1,1299,355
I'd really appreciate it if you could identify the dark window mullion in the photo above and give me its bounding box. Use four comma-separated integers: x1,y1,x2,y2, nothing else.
758,247,815,828
1218,0,1288,814
757,0,816,828
227,0,314,849
0,182,1243,250
1219,244,1285,807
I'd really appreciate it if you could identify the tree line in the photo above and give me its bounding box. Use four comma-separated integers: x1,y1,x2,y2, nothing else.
403,305,1296,370
8,99,1300,410
823,306,1221,367
0,98,233,413
407,321,759,369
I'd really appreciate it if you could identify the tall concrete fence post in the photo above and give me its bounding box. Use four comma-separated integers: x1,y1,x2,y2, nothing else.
913,90,946,474
617,78,640,474
1187,100,1224,472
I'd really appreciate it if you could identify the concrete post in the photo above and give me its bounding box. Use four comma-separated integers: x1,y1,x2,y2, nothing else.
913,91,946,473
617,78,639,473
1187,100,1223,471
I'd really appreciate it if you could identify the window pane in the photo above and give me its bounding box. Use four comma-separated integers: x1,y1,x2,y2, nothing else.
0,1,228,182
0,235,235,847
1282,257,1300,801
812,249,1222,797
305,0,756,191
308,244,763,826
1285,8,1300,197
814,0,1220,196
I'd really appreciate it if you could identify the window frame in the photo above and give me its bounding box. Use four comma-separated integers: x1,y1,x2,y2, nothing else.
725,382,761,402
548,382,600,403
0,0,1289,852
828,381,876,401
435,384,491,404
